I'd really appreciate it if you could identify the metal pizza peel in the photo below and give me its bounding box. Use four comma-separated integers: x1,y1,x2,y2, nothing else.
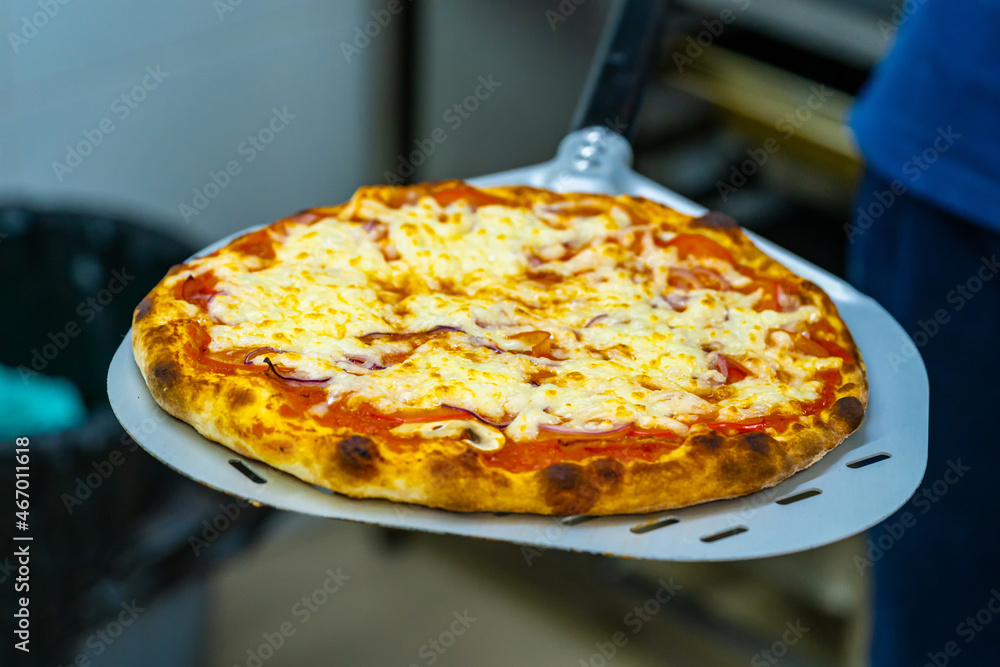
107,0,928,561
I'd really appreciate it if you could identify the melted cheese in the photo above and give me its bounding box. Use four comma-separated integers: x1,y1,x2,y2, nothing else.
192,192,842,442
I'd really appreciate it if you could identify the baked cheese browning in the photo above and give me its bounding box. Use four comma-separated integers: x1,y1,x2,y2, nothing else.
167,184,852,454
132,182,868,513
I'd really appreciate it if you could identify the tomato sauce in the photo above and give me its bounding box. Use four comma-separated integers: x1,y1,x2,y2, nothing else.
663,233,734,263
431,186,507,209
481,433,682,473
228,228,277,263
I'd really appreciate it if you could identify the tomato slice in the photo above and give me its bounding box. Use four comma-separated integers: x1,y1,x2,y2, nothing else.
699,369,841,435
664,234,734,263
229,229,276,261
806,321,854,363
723,356,748,384
746,278,781,311
432,186,505,209
178,271,219,305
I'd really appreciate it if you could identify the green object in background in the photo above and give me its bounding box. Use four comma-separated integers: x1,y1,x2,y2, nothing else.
0,364,87,440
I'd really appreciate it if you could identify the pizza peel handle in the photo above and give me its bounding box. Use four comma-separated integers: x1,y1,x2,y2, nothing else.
571,0,671,140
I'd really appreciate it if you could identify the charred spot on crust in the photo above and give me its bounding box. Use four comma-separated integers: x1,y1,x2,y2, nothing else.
542,463,600,515
337,436,379,477
544,463,581,490
431,449,481,478
838,383,856,393
589,459,624,490
692,211,739,229
692,432,724,450
228,387,255,409
738,432,776,454
830,396,864,431
152,361,179,389
134,297,153,322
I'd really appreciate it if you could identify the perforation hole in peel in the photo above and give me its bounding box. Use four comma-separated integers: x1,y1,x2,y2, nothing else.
229,459,267,484
700,526,748,543
630,516,680,534
846,452,892,469
560,515,598,526
775,488,822,505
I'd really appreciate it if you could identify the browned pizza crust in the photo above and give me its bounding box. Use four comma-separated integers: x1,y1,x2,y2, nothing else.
131,182,867,515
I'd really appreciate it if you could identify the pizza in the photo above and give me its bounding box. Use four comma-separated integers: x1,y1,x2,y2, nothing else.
131,181,867,515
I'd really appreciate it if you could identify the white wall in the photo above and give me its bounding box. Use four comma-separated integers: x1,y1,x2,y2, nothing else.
413,0,612,181
0,0,395,245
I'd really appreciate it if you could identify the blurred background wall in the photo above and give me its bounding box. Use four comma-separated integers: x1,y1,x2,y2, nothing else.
1,0,396,245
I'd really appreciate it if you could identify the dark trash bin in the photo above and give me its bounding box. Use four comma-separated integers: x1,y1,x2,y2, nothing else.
0,203,271,667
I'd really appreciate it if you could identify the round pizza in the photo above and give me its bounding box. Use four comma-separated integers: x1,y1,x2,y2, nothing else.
131,181,867,515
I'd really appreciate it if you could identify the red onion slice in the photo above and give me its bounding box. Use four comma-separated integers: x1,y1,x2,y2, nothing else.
711,352,728,379
359,325,463,343
695,267,731,290
584,314,608,327
289,211,319,225
668,268,703,289
244,347,284,364
345,356,385,370
262,357,331,384
468,336,504,354
663,293,688,311
441,404,513,428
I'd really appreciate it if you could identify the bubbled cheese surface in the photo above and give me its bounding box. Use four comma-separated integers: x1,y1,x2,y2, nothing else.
197,192,840,442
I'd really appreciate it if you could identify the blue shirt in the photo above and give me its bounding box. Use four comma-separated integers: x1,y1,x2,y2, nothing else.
850,0,1000,231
